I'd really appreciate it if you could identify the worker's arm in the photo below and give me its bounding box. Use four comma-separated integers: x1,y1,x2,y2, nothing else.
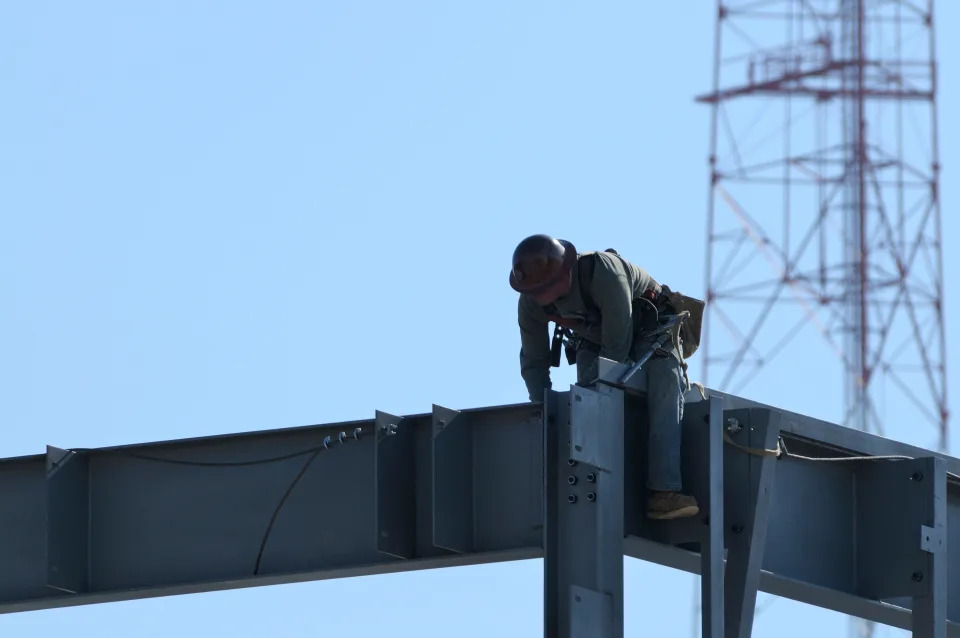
590,259,635,363
518,295,552,402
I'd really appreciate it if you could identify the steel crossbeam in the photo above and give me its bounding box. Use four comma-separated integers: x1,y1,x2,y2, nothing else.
0,359,956,636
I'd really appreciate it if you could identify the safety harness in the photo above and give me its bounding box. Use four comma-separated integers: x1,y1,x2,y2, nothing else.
542,249,669,369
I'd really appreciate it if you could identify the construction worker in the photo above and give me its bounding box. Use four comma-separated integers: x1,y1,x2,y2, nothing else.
509,234,700,520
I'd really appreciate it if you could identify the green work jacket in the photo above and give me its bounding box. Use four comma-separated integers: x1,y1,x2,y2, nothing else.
517,250,660,402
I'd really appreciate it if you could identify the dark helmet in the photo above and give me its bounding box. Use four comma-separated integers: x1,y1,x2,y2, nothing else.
509,234,577,294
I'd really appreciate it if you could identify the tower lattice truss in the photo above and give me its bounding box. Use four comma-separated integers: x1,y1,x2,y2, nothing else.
699,0,947,453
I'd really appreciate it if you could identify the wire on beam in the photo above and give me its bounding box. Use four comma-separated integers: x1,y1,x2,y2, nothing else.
72,427,371,577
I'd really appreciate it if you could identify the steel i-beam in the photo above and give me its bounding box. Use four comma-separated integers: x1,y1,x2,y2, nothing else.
0,379,956,634
544,384,625,638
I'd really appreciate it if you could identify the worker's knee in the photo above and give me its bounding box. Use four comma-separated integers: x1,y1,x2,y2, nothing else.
646,355,683,392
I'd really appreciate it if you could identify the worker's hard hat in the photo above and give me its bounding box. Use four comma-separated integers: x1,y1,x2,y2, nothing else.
509,234,577,294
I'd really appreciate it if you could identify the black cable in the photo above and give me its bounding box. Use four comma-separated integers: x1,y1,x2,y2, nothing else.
75,427,366,467
253,445,324,576
72,426,369,577
111,446,327,467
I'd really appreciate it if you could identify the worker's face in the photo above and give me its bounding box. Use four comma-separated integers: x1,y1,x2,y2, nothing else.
531,271,573,306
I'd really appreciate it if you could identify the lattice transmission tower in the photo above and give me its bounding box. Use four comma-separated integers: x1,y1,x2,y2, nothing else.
696,2,947,635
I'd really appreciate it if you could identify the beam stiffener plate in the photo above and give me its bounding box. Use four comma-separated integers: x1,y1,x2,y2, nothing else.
432,405,474,554
45,446,90,595
374,411,415,560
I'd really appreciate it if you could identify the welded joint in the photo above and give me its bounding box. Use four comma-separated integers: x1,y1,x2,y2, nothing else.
920,525,943,555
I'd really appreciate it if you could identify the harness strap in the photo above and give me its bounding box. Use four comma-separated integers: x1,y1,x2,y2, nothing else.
544,250,668,368
545,314,585,330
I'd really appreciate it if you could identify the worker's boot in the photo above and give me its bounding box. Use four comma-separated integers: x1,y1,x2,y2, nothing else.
646,490,699,520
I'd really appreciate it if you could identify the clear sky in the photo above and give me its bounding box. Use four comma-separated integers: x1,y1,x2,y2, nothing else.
1,1,957,637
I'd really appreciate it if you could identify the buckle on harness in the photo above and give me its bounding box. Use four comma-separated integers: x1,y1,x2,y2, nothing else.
551,324,590,367
550,324,567,367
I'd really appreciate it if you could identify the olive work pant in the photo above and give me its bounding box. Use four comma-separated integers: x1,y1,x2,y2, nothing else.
575,338,688,493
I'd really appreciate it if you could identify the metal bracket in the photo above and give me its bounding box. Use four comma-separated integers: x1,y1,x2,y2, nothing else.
570,585,613,637
570,385,621,473
596,357,646,396
920,525,943,555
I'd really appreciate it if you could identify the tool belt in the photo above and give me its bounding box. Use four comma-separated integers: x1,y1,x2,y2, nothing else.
657,285,705,359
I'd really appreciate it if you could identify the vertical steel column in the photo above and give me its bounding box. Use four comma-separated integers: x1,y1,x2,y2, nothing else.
912,457,947,638
857,455,949,637
543,384,625,638
723,409,782,638
701,394,725,638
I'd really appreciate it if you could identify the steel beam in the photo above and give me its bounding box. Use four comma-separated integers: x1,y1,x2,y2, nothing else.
721,408,781,638
702,393,725,638
0,388,957,636
543,384,625,638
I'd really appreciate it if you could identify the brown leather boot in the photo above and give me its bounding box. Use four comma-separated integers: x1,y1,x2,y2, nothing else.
647,490,699,520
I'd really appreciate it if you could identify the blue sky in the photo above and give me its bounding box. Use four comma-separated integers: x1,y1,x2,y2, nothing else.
2,1,957,636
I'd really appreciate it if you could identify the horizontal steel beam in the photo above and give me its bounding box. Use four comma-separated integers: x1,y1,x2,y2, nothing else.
696,86,934,102
1,385,957,634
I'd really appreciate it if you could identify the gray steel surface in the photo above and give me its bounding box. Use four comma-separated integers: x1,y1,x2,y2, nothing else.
544,383,625,637
0,374,956,636
701,393,726,638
